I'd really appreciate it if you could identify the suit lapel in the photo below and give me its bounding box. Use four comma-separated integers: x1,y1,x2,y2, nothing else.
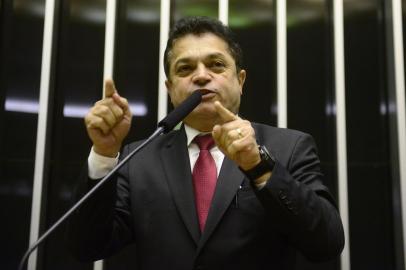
196,156,245,253
160,128,246,249
160,128,200,245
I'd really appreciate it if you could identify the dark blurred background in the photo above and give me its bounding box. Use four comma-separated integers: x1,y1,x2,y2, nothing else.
1,0,405,270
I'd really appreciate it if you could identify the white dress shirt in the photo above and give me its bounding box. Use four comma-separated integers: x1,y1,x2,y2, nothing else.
88,125,225,179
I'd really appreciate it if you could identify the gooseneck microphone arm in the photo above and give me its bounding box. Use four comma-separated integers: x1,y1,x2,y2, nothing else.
18,91,202,270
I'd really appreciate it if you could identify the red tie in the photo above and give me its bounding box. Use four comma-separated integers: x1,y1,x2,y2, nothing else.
193,134,217,232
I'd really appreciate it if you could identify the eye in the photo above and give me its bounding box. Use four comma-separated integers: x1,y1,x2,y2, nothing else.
210,60,226,71
176,65,193,75
177,65,190,72
214,61,224,67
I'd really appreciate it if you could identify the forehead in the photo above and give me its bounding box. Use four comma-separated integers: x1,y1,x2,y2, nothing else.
170,33,233,63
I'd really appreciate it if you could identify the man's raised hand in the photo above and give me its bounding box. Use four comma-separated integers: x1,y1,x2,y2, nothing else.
211,101,261,171
85,79,132,157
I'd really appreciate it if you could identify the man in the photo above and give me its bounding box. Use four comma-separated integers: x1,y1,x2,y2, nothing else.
67,17,344,270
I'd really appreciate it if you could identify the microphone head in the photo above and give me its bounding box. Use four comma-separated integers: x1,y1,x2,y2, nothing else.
158,91,203,133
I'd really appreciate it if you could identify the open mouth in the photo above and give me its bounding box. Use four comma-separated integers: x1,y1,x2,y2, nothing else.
197,89,216,97
198,90,216,101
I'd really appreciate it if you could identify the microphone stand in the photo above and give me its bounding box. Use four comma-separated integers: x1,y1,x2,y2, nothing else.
18,89,202,270
18,126,164,270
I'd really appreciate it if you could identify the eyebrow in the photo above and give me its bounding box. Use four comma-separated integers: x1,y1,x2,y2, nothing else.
174,52,227,66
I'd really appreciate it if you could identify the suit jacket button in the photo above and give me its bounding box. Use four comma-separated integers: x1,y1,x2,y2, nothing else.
279,190,287,200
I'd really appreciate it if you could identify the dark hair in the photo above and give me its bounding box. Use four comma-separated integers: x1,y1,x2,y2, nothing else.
163,16,243,78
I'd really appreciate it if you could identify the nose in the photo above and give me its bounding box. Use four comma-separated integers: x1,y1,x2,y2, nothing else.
192,63,211,86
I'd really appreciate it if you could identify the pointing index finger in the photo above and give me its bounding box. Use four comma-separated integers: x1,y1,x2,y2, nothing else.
104,78,116,98
214,101,238,123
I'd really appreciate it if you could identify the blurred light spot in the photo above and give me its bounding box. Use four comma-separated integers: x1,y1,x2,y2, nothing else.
63,104,90,118
127,9,159,23
63,103,148,118
325,103,336,116
380,102,387,115
380,101,397,115
5,98,39,113
4,98,148,117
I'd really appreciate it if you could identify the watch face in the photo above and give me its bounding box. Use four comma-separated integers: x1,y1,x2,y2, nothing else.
259,145,276,168
260,146,272,161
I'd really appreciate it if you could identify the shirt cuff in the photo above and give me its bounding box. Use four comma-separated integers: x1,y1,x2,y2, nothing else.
88,147,119,179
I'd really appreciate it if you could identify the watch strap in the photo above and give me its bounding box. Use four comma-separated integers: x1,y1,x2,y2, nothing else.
240,145,275,180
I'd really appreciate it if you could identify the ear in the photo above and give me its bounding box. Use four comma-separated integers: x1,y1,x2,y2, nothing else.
165,79,172,95
238,69,246,94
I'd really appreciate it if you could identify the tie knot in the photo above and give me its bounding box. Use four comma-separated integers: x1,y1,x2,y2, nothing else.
194,134,215,150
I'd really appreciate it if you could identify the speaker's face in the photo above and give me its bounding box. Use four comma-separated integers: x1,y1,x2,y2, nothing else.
165,33,246,131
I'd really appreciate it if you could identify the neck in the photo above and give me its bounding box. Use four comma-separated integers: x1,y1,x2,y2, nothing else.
183,117,216,133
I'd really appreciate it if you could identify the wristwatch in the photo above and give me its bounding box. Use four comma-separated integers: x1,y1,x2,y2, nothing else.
240,145,275,180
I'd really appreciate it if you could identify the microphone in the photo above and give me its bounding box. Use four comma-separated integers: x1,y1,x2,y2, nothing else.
158,90,202,133
18,91,202,270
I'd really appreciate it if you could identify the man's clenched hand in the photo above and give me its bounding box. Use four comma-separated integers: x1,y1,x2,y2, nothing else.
85,79,132,157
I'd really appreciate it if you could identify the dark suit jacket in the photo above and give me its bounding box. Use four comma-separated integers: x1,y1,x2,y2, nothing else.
67,123,344,270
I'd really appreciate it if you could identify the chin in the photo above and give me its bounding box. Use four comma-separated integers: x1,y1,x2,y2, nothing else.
183,113,216,132
195,104,217,116
186,105,216,122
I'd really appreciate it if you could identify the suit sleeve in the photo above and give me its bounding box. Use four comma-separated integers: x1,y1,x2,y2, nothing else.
66,145,134,262
253,133,345,261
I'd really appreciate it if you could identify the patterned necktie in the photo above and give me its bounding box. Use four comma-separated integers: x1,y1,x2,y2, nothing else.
193,134,217,232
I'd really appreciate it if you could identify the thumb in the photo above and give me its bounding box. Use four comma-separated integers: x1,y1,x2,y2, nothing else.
104,78,117,98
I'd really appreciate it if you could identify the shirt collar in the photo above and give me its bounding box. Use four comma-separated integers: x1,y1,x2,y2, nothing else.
184,124,211,147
